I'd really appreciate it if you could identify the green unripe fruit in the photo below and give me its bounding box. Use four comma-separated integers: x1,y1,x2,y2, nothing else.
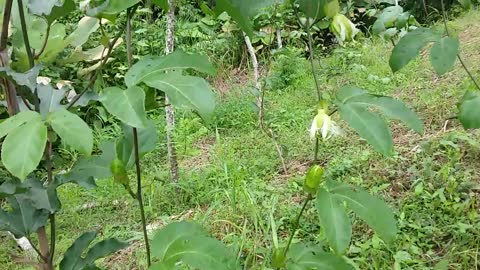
304,165,324,195
110,158,129,185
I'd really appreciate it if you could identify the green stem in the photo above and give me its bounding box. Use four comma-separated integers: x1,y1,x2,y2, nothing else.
283,195,312,258
305,19,322,101
440,0,480,91
126,7,151,267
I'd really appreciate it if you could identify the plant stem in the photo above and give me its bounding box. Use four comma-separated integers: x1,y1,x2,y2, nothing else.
17,0,34,69
126,7,151,267
0,0,19,116
134,128,152,267
440,0,480,91
305,19,322,101
35,24,50,59
283,195,312,258
46,137,56,266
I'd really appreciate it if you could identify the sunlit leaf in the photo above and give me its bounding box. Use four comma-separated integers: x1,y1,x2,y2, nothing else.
99,86,149,128
37,84,67,117
142,73,216,121
2,118,47,180
0,110,41,139
48,108,93,155
125,51,216,87
150,221,237,270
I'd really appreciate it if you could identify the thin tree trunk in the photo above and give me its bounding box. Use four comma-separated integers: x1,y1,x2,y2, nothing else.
242,32,261,117
165,0,179,183
276,28,282,49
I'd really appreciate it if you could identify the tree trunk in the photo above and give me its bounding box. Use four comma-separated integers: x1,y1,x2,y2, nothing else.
276,28,282,49
242,32,262,120
165,0,179,183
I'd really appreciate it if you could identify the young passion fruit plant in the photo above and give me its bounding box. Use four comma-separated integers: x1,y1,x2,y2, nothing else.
0,0,426,269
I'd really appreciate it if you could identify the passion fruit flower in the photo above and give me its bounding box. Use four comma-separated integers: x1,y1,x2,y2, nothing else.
310,109,342,140
330,14,360,45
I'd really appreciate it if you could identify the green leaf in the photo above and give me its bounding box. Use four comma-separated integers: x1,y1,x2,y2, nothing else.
59,141,116,189
345,94,424,134
2,118,48,180
100,0,140,15
65,17,100,48
336,86,365,103
152,0,168,10
143,73,216,121
37,84,67,117
23,178,60,213
316,188,352,254
0,110,41,139
430,37,459,76
376,5,403,28
286,243,351,270
150,221,237,270
389,28,439,72
296,0,329,20
60,232,97,270
27,0,61,16
45,0,76,25
0,65,41,91
100,86,149,128
116,120,157,169
214,0,262,37
0,195,49,238
0,180,27,199
48,108,93,155
328,181,397,243
125,51,216,87
60,231,128,270
338,103,393,156
458,91,480,129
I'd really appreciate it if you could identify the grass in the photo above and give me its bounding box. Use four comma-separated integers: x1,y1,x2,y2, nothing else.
1,9,480,270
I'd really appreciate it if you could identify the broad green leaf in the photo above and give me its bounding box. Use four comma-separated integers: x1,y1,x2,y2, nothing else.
0,195,49,238
45,0,76,25
0,111,41,138
125,51,216,87
0,65,41,91
60,232,97,270
27,0,60,16
152,0,168,10
328,181,397,243
59,141,116,189
23,178,60,213
430,37,459,76
37,84,67,117
143,73,216,121
286,243,351,270
60,231,128,270
458,91,480,129
338,103,393,156
99,86,149,128
65,17,100,48
296,0,329,20
2,118,48,180
389,28,439,72
116,121,157,169
100,0,140,15
376,6,403,28
336,86,365,103
48,108,93,155
316,188,351,254
345,95,424,134
150,221,236,270
214,0,261,37
0,179,27,199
